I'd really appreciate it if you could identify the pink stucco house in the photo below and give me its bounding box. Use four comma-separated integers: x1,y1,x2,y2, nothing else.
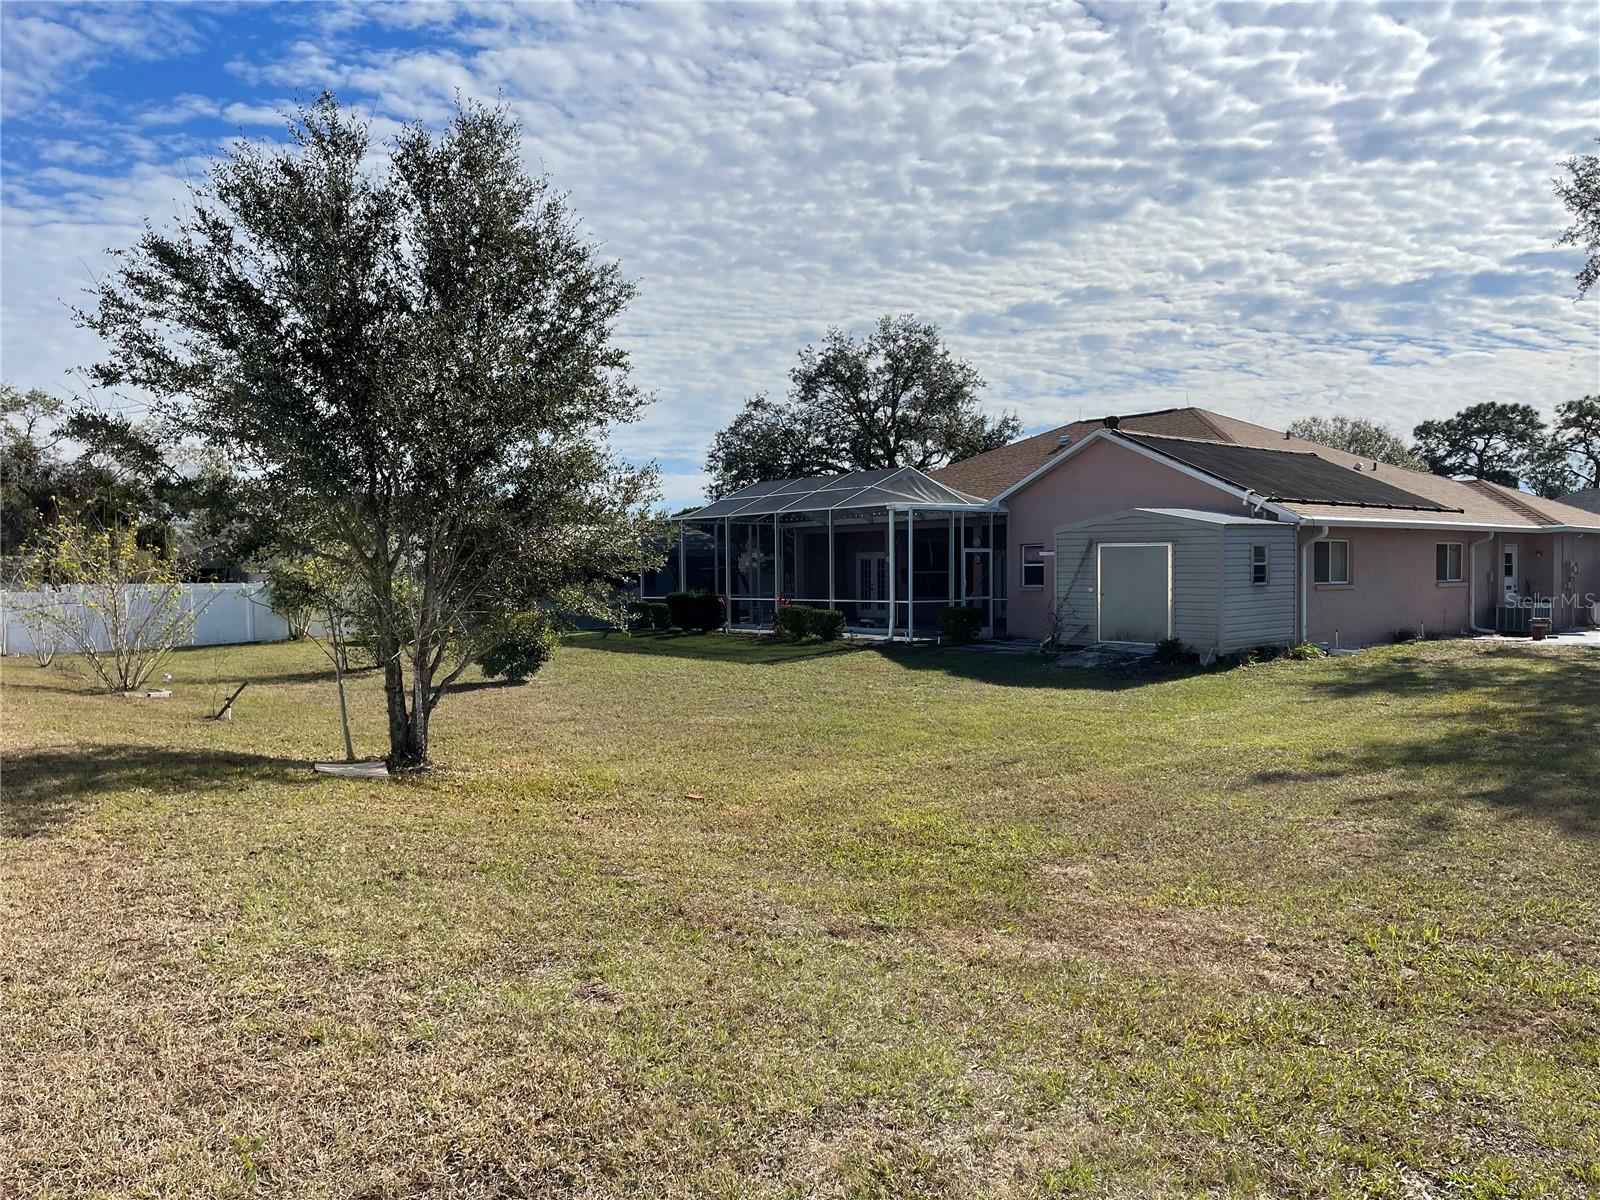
668,406,1600,654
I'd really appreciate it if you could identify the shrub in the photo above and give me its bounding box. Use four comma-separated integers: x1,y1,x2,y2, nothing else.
775,604,846,641
666,591,724,632
811,608,845,641
1284,642,1326,660
938,605,985,644
1153,637,1196,664
19,521,203,692
477,610,558,683
628,600,671,630
774,602,806,638
1389,628,1417,644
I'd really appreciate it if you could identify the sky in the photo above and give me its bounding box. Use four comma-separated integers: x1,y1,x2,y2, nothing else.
2,1,1597,509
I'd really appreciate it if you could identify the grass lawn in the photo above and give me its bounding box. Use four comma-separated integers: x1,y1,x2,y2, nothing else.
3,632,1598,1197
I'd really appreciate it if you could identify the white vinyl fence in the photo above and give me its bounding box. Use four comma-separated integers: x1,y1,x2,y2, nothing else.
0,582,293,656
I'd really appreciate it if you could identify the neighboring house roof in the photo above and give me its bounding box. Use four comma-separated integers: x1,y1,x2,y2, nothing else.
679,465,986,520
1118,434,1458,512
1556,487,1600,515
930,406,1600,532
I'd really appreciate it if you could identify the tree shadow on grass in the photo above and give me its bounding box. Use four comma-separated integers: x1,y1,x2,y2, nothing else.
569,630,865,667
1,745,314,840
1259,648,1600,835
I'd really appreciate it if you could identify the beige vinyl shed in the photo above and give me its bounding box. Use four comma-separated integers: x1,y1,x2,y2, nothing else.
1051,507,1297,657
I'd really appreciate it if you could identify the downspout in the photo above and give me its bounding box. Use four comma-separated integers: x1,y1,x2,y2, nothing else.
1468,531,1496,634
1300,525,1330,644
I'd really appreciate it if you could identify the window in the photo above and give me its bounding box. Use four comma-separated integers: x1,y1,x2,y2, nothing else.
1251,544,1270,586
1435,542,1463,583
1313,539,1350,584
1020,544,1045,589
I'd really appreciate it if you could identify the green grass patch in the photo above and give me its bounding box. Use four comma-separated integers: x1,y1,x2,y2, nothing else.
2,632,1597,1196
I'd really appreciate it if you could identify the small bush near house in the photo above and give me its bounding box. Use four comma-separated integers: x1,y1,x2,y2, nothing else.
1389,628,1418,644
1284,642,1327,660
776,604,845,641
1153,637,1197,665
810,608,845,641
938,605,985,643
476,611,559,683
666,592,724,632
628,600,671,630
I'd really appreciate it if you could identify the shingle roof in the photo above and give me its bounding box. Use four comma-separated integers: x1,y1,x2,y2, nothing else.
1119,434,1460,511
1556,487,1600,515
932,406,1600,531
929,407,1227,499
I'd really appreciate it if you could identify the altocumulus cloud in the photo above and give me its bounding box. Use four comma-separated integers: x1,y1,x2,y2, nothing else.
2,0,1596,507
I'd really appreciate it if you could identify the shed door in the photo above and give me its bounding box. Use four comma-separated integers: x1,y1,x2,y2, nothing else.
1097,543,1172,644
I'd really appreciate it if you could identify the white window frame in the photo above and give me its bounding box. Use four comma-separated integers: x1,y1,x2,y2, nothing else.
1314,539,1350,585
1020,543,1045,590
1251,544,1270,586
1435,542,1463,584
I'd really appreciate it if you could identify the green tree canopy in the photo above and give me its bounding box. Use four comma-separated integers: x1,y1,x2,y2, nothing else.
1411,402,1546,488
705,315,1019,497
83,94,660,770
1555,138,1600,299
1286,415,1424,470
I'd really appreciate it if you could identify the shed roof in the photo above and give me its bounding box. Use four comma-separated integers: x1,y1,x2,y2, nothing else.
1055,506,1287,532
677,466,987,520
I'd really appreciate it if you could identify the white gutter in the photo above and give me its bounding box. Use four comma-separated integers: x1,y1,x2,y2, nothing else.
1300,525,1331,644
1468,530,1497,634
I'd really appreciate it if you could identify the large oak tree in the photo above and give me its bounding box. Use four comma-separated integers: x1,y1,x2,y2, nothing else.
705,315,1018,497
84,95,660,770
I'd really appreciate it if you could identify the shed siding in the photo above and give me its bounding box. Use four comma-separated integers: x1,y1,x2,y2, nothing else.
1219,526,1298,652
1053,511,1224,651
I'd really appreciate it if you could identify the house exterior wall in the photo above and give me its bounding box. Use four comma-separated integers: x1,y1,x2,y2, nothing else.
1299,526,1482,647
1551,531,1600,628
1008,439,1254,641
1053,511,1226,652
1220,525,1298,652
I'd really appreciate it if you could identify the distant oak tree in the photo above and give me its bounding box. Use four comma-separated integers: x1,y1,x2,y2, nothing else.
705,315,1019,496
1411,402,1546,489
84,94,660,771
1286,415,1424,471
1555,137,1600,299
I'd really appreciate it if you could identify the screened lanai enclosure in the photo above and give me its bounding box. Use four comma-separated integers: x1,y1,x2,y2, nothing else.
642,467,1008,640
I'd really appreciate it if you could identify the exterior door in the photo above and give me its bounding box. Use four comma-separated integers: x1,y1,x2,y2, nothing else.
856,553,887,623
1502,544,1519,604
1097,543,1172,644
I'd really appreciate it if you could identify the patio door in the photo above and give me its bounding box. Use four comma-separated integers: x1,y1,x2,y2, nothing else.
1502,544,1519,603
857,553,888,624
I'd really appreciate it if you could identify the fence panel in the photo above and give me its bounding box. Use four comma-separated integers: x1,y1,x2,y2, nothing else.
0,582,292,656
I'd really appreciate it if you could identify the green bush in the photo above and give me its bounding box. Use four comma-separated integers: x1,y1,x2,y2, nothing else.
1153,637,1196,664
476,610,559,683
1284,642,1326,660
628,600,671,630
811,608,845,641
666,591,724,632
776,604,846,641
938,605,984,643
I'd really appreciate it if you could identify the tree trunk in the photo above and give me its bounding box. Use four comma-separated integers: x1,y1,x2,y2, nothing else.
381,634,424,770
